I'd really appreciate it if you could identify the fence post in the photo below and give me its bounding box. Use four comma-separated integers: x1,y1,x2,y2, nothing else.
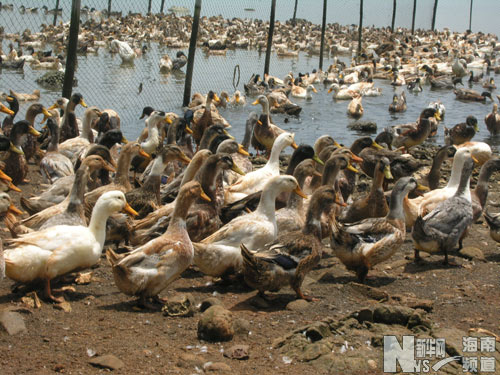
183,0,202,107
319,0,327,71
107,0,112,18
292,0,298,25
391,0,396,33
148,0,152,14
62,0,81,99
468,0,473,31
264,0,276,76
411,0,417,34
431,0,438,31
52,0,60,26
357,0,363,62
160,0,165,14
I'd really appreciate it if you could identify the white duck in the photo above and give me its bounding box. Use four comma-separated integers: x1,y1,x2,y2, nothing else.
110,39,137,64
193,175,306,277
4,191,137,302
291,84,317,100
224,132,296,203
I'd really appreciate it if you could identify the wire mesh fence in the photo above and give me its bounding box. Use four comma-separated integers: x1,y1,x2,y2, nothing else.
0,0,498,143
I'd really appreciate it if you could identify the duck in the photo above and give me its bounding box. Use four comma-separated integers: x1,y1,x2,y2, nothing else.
229,90,246,106
455,141,492,165
125,145,191,218
483,209,500,243
291,84,317,100
191,91,220,148
172,51,187,71
388,91,407,113
58,106,102,163
429,74,462,89
106,181,209,308
347,94,364,118
2,95,19,135
251,95,297,155
267,91,302,116
110,39,137,64
193,175,306,278
484,103,500,135
39,117,74,184
241,185,339,301
23,103,52,162
4,191,137,302
426,145,457,190
84,142,149,217
213,139,251,185
407,77,423,93
454,88,492,102
470,158,500,222
9,89,41,102
224,132,296,204
391,108,441,152
328,83,357,100
159,54,173,73
331,176,423,282
412,157,474,265
427,100,446,119
3,120,40,185
54,93,88,143
444,116,478,145
339,157,393,223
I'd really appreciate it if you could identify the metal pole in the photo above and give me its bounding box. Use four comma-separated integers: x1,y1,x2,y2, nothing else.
148,0,152,14
52,0,60,26
391,0,396,33
292,0,298,25
264,0,276,76
357,0,363,62
62,0,81,99
319,0,327,70
431,0,438,31
107,0,112,18
183,0,202,107
468,0,473,31
160,0,165,14
411,0,417,34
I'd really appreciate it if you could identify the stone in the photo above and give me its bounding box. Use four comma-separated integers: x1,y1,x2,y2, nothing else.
347,282,389,301
347,121,377,132
373,304,415,326
458,246,485,261
54,301,72,313
304,322,331,342
286,299,309,312
89,354,124,370
432,328,468,357
0,311,26,335
176,353,205,369
297,342,331,362
197,305,234,342
223,344,249,360
162,293,196,317
199,297,222,312
203,362,232,372
352,308,374,323
233,318,251,335
391,295,434,312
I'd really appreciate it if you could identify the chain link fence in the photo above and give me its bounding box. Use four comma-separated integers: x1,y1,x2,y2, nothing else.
0,0,497,142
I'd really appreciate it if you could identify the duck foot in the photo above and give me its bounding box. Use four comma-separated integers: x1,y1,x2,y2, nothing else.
136,296,160,310
295,288,319,302
257,291,277,301
413,249,424,263
44,279,65,303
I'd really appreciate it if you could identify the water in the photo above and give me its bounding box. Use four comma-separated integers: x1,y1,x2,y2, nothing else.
0,2,499,151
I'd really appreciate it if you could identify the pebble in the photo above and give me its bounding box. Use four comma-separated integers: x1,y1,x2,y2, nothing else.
162,293,196,317
286,299,309,312
88,354,124,370
458,246,485,261
203,362,232,372
0,311,26,335
197,305,234,342
223,344,250,360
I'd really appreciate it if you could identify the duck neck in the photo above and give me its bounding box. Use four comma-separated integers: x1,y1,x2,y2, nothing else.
195,157,221,202
287,172,307,210
81,111,94,141
322,162,341,187
66,167,88,215
428,147,450,189
25,108,39,126
47,125,60,152
446,155,466,189
386,185,411,220
241,117,254,151
170,193,196,231
455,169,471,202
474,162,499,208
371,164,385,195
302,199,323,239
262,100,271,125
88,201,113,250
256,184,281,221
114,149,134,190
266,138,288,172
142,156,166,194
166,119,180,145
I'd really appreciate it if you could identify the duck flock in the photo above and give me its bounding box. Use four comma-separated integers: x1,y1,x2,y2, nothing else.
0,7,500,312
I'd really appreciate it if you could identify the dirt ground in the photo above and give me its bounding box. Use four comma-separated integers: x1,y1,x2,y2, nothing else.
0,148,499,375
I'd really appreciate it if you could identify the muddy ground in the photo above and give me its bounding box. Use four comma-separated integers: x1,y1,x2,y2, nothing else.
0,146,499,375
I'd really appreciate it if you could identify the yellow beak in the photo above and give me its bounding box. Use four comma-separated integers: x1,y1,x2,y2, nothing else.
200,188,211,202
185,125,193,134
383,165,394,180
122,202,138,217
231,164,246,176
237,144,250,156
29,126,41,137
139,148,150,159
80,99,88,108
252,99,259,106
294,186,308,199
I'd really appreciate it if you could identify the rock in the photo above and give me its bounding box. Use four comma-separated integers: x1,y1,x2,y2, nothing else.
458,246,485,261
203,362,232,372
432,327,468,357
21,291,42,309
352,308,374,323
197,305,234,342
162,293,196,317
367,359,377,369
0,311,26,335
347,121,377,132
391,295,434,312
36,71,77,90
176,353,205,369
304,322,331,342
297,342,331,362
54,301,72,313
347,282,389,301
373,304,415,326
199,297,222,312
233,318,251,335
88,354,124,370
286,299,309,312
223,344,249,360
317,269,336,283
